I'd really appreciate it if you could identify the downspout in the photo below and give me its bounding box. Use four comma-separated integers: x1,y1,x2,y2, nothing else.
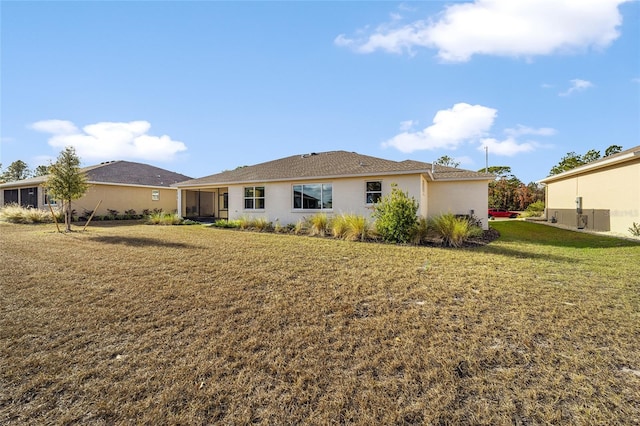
177,189,182,217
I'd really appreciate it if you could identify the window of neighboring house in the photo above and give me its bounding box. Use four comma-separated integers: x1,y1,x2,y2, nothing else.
152,190,160,201
244,186,265,209
365,181,382,204
43,188,57,205
293,183,332,210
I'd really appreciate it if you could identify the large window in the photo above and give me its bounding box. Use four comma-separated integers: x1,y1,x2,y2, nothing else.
293,184,332,210
244,186,265,209
366,181,382,204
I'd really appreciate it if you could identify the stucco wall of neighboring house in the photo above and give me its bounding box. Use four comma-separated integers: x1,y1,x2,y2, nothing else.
75,184,179,216
225,174,422,225
427,180,490,230
545,161,640,235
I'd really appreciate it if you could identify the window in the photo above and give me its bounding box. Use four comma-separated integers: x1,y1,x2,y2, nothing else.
43,188,57,205
293,183,332,210
244,186,265,209
366,181,382,204
152,190,160,201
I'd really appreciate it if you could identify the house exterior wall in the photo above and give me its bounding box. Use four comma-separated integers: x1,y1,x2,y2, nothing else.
225,174,423,225
213,174,490,230
1,183,178,216
545,160,640,235
78,184,178,216
427,180,490,230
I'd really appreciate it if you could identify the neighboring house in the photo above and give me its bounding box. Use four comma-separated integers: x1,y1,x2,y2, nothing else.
539,145,640,235
0,161,191,217
173,150,494,229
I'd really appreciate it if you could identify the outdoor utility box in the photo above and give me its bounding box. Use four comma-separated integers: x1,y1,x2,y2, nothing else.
576,196,583,214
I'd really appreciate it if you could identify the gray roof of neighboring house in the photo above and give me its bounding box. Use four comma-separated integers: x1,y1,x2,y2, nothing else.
175,150,494,187
539,145,640,184
0,161,192,188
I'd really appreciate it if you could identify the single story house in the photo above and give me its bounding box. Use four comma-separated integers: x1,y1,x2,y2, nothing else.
173,150,494,229
0,160,192,217
539,145,640,235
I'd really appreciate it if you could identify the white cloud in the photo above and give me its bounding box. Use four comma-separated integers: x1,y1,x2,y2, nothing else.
632,77,640,83
399,120,416,132
559,78,594,96
505,125,557,137
480,137,537,156
31,119,79,135
336,0,630,62
382,103,497,153
31,120,187,163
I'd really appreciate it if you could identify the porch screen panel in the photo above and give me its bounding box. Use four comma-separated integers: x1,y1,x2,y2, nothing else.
4,189,18,205
20,187,38,208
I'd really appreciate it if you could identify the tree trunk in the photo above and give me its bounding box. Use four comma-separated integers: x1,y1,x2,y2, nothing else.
65,199,72,232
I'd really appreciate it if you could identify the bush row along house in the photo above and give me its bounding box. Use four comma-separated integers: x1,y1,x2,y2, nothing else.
0,161,191,217
539,145,640,236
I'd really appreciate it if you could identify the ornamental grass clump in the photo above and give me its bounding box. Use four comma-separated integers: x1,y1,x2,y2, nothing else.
309,213,330,237
147,211,182,225
343,214,374,242
0,204,55,224
430,213,483,247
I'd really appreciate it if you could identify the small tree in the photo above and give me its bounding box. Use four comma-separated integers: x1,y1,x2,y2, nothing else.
45,147,88,232
372,184,418,243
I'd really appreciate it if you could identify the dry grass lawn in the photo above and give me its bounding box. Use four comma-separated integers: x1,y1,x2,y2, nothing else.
1,221,639,424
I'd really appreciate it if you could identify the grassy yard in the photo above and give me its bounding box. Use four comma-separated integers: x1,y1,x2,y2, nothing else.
1,221,639,424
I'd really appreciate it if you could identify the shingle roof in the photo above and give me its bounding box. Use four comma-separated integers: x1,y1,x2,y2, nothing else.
0,161,192,188
84,161,192,187
175,151,493,187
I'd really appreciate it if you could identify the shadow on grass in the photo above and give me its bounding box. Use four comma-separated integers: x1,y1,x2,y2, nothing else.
476,244,576,263
490,221,640,249
88,235,199,249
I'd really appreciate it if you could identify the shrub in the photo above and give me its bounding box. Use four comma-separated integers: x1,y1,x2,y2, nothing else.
412,217,430,245
211,219,241,228
372,184,418,243
107,209,119,220
309,213,330,237
430,213,483,247
524,200,545,217
630,222,640,237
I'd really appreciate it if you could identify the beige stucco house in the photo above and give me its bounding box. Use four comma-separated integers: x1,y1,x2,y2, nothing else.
539,145,640,235
0,161,191,217
173,151,494,229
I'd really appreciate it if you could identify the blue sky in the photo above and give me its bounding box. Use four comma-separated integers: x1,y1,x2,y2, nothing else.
1,0,638,184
